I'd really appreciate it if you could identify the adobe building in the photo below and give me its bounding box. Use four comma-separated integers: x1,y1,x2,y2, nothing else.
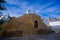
1,10,49,37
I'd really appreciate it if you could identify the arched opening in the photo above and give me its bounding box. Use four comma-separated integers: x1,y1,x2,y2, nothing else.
34,20,38,28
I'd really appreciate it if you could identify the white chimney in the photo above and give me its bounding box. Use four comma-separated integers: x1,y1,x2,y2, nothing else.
26,10,30,14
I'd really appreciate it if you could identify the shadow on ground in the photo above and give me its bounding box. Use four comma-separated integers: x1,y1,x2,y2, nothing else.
0,33,60,40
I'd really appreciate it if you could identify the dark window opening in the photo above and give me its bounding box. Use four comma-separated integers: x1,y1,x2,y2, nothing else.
34,20,38,28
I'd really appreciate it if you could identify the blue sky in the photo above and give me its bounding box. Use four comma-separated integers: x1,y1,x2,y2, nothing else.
2,0,60,18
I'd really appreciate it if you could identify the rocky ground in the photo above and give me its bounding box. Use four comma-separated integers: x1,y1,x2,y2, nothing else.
0,33,60,40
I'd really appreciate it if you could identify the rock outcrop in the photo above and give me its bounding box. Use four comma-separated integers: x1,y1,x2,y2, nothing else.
1,14,49,37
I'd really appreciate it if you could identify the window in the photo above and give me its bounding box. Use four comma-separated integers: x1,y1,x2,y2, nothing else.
34,20,38,28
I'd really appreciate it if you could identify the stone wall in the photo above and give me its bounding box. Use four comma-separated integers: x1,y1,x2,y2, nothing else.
1,14,48,37
0,30,3,37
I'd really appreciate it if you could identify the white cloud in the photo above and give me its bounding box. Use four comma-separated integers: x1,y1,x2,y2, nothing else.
5,0,19,5
50,21,60,26
39,1,54,10
5,0,41,17
5,0,60,18
41,7,58,13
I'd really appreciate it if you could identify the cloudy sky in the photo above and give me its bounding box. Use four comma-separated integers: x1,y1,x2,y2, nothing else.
3,0,60,18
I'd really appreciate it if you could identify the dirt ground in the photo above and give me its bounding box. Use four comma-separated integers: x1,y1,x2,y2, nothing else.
0,33,60,40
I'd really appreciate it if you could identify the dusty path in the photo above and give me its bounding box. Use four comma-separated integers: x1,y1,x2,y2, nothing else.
0,33,60,40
